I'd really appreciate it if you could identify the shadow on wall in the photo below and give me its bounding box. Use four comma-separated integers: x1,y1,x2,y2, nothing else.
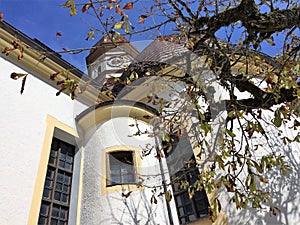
105,190,167,225
226,135,300,225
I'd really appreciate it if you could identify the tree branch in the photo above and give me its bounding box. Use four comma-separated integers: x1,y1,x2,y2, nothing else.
192,0,300,44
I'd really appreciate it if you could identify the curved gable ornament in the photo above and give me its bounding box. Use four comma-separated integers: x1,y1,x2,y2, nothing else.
75,100,158,138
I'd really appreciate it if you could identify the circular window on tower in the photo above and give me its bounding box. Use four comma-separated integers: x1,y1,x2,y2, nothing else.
107,56,124,67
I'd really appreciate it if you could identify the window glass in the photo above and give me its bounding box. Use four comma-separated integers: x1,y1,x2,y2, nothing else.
171,156,210,224
107,151,136,186
38,137,75,225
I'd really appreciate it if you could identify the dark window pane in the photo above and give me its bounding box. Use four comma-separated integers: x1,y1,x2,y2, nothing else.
38,138,74,224
62,194,68,203
60,208,67,219
51,219,58,225
65,162,72,170
45,179,52,188
49,149,58,165
180,192,189,203
60,142,67,151
57,173,63,182
51,138,59,150
40,203,49,215
63,185,69,192
172,156,210,225
188,214,196,221
66,155,73,163
52,206,59,217
38,216,48,225
58,142,74,171
178,207,184,216
59,151,66,160
58,160,65,168
54,192,61,201
46,169,54,179
56,183,62,191
180,217,186,224
43,188,51,199
185,204,193,214
176,196,183,206
110,176,121,185
64,176,71,184
173,183,180,192
107,151,136,186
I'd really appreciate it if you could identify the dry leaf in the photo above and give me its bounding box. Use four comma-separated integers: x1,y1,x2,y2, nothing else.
10,72,27,80
140,15,148,19
107,4,114,10
123,2,133,10
138,15,147,24
122,191,132,198
116,5,124,16
81,3,90,13
20,75,28,94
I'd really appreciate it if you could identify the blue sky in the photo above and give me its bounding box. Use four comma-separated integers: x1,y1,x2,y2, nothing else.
0,0,154,73
1,1,297,73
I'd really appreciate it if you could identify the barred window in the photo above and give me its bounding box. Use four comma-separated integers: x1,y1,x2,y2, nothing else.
172,158,210,225
38,138,75,225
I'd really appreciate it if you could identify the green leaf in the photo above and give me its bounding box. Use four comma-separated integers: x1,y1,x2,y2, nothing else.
274,110,282,127
253,161,263,173
215,155,224,170
188,187,194,199
281,163,292,176
129,71,138,80
249,174,256,192
114,21,124,30
85,29,95,41
125,20,130,33
163,132,170,142
294,135,300,142
245,174,251,189
62,0,72,7
227,111,235,118
165,190,172,202
226,129,236,138
70,0,77,16
200,122,211,135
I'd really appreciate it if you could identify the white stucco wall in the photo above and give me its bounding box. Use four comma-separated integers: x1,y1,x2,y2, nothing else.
0,56,87,225
79,117,179,225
